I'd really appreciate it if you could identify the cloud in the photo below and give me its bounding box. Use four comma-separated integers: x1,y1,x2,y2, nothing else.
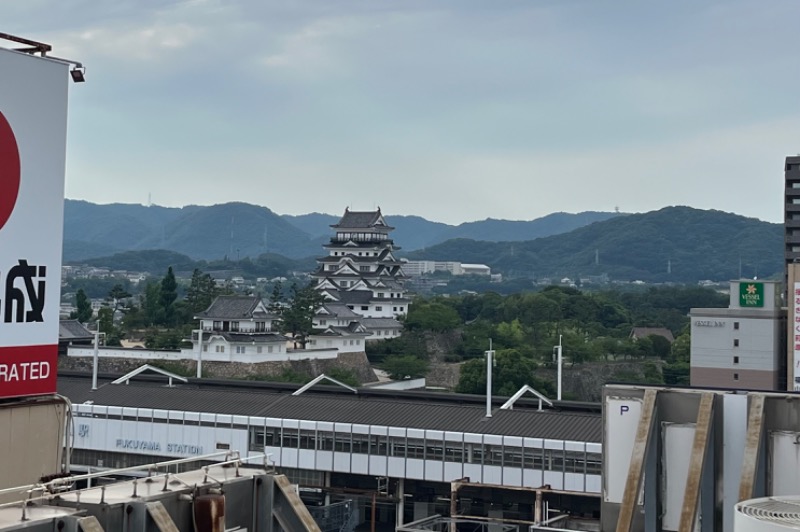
9,0,800,225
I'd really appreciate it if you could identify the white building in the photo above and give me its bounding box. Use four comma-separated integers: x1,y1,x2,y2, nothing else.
401,260,491,277
689,279,785,390
307,303,370,353
189,295,289,360
311,208,410,338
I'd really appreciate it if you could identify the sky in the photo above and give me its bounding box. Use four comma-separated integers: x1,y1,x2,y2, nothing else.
4,0,800,225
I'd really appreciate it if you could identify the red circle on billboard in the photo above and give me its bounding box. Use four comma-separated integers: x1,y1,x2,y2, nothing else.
0,111,21,232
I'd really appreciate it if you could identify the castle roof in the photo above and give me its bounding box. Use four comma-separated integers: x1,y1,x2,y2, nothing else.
195,295,274,320
331,208,394,230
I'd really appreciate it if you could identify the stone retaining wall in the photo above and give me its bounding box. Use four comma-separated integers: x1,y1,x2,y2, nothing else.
58,351,378,384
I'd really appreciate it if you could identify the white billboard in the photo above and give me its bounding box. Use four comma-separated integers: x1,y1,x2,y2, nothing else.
603,397,642,503
0,48,69,398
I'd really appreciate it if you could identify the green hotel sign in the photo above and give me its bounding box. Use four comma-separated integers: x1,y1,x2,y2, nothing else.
740,282,764,308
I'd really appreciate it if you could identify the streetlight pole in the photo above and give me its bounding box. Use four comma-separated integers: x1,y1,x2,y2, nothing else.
196,329,203,379
555,335,563,401
486,339,494,418
91,322,100,391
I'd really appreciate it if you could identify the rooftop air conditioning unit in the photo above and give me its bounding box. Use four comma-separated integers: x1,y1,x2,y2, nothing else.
735,497,800,532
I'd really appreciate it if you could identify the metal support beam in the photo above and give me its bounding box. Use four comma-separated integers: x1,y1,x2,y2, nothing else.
272,474,322,531
678,392,715,532
616,388,657,532
738,393,765,502
450,480,460,532
77,516,104,532
146,501,180,532
292,374,358,395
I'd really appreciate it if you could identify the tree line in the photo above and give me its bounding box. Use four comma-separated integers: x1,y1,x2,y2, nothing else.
70,268,325,350
369,285,726,395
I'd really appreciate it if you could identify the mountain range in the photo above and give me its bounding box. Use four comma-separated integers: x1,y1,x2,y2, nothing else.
63,201,783,283
63,200,618,261
406,206,782,282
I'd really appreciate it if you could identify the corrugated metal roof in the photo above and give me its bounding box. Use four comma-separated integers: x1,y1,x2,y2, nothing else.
57,374,601,442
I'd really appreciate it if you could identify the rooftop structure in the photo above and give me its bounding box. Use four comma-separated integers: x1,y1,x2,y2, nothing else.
58,371,602,528
0,457,322,531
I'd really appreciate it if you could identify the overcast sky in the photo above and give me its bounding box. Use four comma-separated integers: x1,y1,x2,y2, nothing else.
5,0,800,225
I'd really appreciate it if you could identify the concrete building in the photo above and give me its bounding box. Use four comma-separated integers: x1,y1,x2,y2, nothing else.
785,157,800,391
401,260,492,277
784,156,800,269
689,279,785,390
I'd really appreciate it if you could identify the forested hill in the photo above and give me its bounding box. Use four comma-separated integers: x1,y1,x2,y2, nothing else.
281,210,620,251
408,207,782,283
64,200,619,261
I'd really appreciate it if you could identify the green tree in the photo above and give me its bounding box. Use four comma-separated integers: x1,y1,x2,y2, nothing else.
456,349,554,397
97,307,123,346
107,284,132,313
142,282,163,326
670,330,691,363
144,329,185,350
648,334,672,359
382,355,429,380
404,301,461,332
276,283,327,348
186,269,218,314
71,288,93,323
160,266,178,325
268,280,286,314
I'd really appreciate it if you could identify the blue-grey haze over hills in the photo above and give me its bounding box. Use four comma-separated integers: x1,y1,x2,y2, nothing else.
62,200,783,283
63,200,621,261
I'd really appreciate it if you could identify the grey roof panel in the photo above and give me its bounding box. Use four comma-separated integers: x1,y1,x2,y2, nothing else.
57,375,601,442
360,318,402,329
59,320,94,341
195,296,272,320
335,291,375,305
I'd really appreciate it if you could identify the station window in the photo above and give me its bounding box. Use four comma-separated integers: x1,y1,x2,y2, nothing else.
734,322,740,330
733,339,739,347
734,356,739,364
734,373,740,381
299,430,316,450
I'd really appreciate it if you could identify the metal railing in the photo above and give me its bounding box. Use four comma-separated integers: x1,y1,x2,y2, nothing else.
308,499,358,532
